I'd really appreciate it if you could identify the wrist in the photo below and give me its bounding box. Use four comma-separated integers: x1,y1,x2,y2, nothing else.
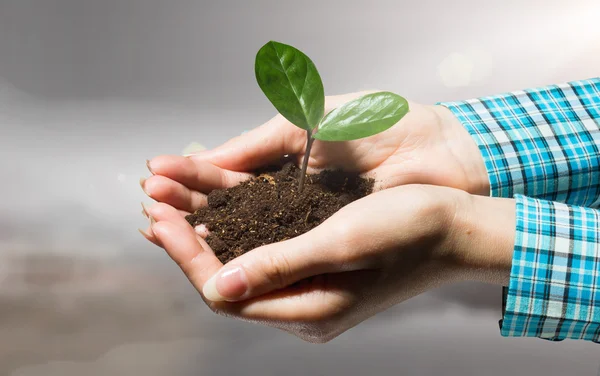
445,192,515,285
431,105,490,196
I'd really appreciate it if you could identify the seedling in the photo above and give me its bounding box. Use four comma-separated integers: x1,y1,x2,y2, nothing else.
255,41,409,191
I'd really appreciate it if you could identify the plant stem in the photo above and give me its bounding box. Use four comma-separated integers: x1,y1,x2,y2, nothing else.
298,130,315,193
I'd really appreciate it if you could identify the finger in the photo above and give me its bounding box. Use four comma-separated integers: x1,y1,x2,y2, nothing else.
144,201,189,219
193,115,307,171
215,270,377,326
152,218,223,293
139,202,190,245
147,202,191,227
141,175,207,212
201,222,360,303
148,155,253,193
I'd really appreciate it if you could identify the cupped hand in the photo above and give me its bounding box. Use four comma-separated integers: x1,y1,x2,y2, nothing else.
140,91,502,342
140,92,489,216
144,185,514,343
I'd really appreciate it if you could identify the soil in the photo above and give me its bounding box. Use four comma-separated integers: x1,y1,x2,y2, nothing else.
185,160,373,264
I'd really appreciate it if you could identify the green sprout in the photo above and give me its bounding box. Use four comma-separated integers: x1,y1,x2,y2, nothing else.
255,41,409,191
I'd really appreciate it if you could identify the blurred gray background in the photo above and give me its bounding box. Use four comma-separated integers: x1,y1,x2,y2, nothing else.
1,0,599,375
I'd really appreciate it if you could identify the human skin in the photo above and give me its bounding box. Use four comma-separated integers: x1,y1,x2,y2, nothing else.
140,92,516,343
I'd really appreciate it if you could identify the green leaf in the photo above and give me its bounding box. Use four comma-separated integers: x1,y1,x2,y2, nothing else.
313,92,409,141
255,41,325,130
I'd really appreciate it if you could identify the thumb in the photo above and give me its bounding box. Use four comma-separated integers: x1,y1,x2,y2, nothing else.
192,92,373,172
202,225,349,302
192,115,306,172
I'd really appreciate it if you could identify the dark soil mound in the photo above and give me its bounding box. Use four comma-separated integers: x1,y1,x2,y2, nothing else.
186,162,373,264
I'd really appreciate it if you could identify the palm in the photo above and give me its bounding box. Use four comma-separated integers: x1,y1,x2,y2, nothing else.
304,112,464,191
268,98,475,193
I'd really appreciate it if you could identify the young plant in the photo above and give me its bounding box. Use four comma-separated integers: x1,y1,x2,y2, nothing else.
255,41,409,191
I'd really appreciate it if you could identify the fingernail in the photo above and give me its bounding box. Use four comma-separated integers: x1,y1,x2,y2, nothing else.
139,213,157,241
203,266,248,302
146,159,155,175
141,202,150,218
140,177,151,197
138,227,153,240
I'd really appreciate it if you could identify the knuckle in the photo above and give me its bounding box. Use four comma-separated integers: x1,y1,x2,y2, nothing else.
148,202,170,216
330,220,359,249
206,302,232,319
293,322,337,344
267,114,292,134
263,251,294,289
410,186,450,221
218,171,231,189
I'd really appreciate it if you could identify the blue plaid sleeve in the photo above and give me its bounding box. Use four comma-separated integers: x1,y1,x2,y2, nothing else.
501,195,600,343
439,78,600,208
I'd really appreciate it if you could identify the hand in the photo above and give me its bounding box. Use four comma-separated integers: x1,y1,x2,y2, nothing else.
145,185,514,343
140,92,489,217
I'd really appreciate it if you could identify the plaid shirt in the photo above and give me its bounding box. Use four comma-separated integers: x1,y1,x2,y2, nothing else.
440,78,600,343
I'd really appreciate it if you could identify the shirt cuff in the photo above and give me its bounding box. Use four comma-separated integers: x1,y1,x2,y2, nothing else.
438,78,600,207
500,195,600,342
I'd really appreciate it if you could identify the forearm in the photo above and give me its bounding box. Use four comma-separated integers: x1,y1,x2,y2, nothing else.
447,191,515,286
